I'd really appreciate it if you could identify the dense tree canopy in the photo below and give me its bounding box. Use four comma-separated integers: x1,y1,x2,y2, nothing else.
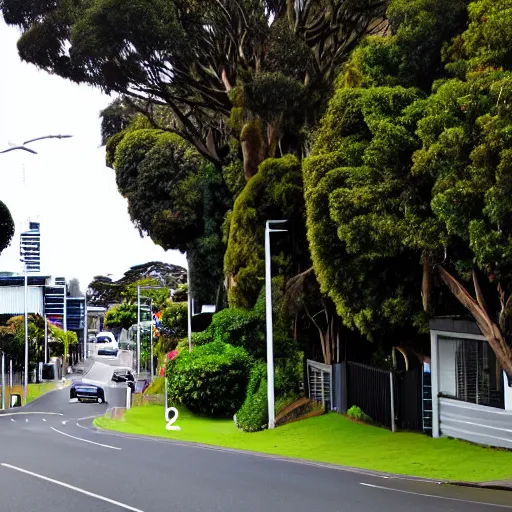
0,200,15,254
224,155,308,308
3,0,388,176
305,0,512,373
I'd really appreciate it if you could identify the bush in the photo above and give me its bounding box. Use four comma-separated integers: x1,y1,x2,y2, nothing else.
347,405,372,423
205,307,264,358
161,302,188,338
144,377,165,395
275,352,302,395
234,362,268,432
166,341,251,417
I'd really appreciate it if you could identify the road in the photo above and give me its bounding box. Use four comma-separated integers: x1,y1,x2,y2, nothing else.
0,385,510,512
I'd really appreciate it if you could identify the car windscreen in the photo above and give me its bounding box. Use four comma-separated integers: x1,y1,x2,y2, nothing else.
96,336,112,343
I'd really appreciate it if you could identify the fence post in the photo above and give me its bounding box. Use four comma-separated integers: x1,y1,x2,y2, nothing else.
340,361,348,413
390,372,396,432
321,371,325,407
306,361,310,399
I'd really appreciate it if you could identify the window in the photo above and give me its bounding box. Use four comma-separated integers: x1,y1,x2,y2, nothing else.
438,336,504,409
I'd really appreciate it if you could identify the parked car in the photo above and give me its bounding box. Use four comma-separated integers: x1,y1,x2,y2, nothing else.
95,331,119,357
70,381,105,403
112,368,136,393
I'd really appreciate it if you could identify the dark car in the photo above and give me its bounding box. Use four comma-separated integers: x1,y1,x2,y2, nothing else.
70,381,106,404
112,369,136,393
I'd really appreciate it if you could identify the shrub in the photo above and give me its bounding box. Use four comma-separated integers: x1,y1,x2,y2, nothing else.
205,307,264,358
166,341,251,417
144,377,165,395
275,352,302,395
191,330,212,346
234,362,268,432
347,405,372,424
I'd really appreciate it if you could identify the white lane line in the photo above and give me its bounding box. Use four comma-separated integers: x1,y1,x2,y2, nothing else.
62,420,67,425
25,419,28,423
50,427,121,450
0,412,63,417
42,419,46,422
1,463,143,512
10,419,15,422
360,483,512,509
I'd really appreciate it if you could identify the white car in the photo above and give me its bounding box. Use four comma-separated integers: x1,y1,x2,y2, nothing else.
95,331,119,356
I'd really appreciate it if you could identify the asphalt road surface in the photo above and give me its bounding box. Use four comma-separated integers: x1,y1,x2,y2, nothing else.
0,386,510,512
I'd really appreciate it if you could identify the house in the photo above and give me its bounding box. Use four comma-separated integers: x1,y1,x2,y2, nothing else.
430,318,512,449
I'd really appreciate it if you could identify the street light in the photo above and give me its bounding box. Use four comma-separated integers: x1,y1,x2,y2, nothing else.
1,134,73,404
137,285,167,377
265,220,288,429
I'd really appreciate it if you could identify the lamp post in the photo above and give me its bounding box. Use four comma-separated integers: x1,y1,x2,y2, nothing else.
265,220,288,429
137,285,166,377
186,253,192,352
1,134,73,404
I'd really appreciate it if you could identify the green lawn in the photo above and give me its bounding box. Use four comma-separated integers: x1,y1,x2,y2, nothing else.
95,405,512,482
26,382,63,403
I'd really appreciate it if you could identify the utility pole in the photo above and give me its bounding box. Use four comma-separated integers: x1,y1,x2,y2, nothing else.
265,220,287,429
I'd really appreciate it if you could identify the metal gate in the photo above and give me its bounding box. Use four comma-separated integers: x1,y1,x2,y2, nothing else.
306,359,332,409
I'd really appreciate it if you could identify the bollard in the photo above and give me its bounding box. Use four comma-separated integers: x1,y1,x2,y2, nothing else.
126,386,131,410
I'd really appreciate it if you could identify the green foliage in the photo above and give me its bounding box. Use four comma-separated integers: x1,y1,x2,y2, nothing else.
0,200,15,255
104,302,137,330
161,302,187,339
122,278,171,311
172,284,188,303
165,342,252,417
203,307,264,358
347,405,373,423
114,129,204,252
243,72,306,125
145,377,165,395
225,155,308,308
195,276,299,363
234,362,268,432
462,0,512,70
50,325,78,360
304,85,428,339
342,0,469,90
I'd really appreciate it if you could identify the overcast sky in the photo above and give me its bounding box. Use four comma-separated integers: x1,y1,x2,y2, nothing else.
0,21,187,290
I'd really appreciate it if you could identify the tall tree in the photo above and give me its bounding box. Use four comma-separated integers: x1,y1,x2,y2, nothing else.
305,0,512,375
2,0,388,179
0,200,15,254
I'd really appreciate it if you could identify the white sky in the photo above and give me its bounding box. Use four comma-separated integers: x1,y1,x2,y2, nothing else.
0,21,187,291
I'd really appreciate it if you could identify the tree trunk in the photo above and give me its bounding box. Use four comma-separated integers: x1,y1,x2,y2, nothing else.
240,120,267,181
438,266,512,378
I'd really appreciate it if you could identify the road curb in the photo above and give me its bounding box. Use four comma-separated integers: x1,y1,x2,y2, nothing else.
88,416,512,491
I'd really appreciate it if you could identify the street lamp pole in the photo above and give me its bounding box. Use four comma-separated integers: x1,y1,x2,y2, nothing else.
1,134,72,403
137,285,166,376
137,286,141,375
265,220,287,429
149,298,154,380
186,253,192,352
24,263,29,404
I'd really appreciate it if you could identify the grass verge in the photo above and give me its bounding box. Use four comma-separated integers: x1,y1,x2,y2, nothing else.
94,404,512,482
26,382,63,403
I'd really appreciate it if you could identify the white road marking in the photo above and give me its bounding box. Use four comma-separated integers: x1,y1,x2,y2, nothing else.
62,420,67,425
1,463,143,512
50,427,121,450
0,412,63,418
42,419,46,422
359,482,512,509
10,419,14,422
25,419,28,423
